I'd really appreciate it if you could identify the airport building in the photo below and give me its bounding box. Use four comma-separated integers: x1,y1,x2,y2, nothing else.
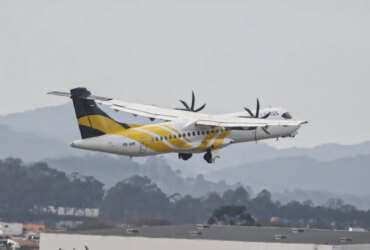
40,225,370,250
0,222,23,236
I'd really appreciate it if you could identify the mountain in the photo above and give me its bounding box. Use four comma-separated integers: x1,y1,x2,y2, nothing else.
0,103,79,143
0,124,79,161
273,189,370,211
46,155,238,197
277,142,370,162
206,155,370,196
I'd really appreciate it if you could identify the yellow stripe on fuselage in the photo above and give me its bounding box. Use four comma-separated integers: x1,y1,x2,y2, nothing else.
78,115,174,153
78,115,231,154
118,129,174,153
211,130,231,149
161,124,192,144
198,130,217,150
140,125,193,150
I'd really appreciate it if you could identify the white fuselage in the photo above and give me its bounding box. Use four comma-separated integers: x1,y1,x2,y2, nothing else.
71,121,301,157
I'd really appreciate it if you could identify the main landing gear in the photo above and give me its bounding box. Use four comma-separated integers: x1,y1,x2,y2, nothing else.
179,150,219,164
178,153,192,161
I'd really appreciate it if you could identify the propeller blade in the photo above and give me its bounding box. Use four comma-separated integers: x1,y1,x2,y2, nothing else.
261,112,271,119
179,100,190,110
191,91,195,110
176,91,207,112
244,107,255,117
256,99,260,118
194,103,206,112
262,127,271,135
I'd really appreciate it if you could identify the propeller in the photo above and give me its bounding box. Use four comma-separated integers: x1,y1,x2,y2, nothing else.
242,99,272,136
176,91,206,112
262,126,271,135
243,98,271,119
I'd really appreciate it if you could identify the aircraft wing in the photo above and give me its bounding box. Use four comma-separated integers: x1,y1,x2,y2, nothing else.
103,99,196,121
103,99,305,129
195,117,306,128
49,90,306,129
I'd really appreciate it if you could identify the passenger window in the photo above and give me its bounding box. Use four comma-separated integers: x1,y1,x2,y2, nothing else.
192,132,196,136
197,131,200,136
187,132,191,137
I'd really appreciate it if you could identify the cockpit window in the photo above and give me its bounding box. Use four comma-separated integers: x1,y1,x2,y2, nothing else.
282,112,292,119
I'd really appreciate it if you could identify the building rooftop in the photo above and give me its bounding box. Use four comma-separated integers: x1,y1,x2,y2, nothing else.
70,225,370,245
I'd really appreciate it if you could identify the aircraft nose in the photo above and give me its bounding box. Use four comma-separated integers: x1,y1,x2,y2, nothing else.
289,121,308,137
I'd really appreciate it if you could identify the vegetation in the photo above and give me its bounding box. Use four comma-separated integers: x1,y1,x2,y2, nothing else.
208,206,256,226
0,158,370,230
101,176,171,222
0,158,104,221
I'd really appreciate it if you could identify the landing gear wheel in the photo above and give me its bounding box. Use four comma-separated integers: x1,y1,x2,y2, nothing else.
179,153,192,161
203,149,213,164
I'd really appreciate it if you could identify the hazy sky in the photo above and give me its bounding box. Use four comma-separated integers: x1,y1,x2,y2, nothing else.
1,0,369,147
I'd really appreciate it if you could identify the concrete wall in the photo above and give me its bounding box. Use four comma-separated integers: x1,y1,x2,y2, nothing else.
40,233,338,250
334,245,370,250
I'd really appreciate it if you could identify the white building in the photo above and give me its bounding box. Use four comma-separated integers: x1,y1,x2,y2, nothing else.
0,222,23,236
40,225,370,250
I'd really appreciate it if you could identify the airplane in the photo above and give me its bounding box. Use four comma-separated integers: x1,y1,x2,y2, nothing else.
49,87,307,163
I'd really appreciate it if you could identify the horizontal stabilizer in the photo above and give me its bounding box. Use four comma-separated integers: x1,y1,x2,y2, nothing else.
48,91,112,101
48,91,70,97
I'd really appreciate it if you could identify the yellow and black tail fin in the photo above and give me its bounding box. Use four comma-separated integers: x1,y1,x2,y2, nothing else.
70,87,130,139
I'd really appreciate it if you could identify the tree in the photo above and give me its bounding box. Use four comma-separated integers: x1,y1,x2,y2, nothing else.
249,189,276,219
0,158,104,221
204,192,224,211
222,187,250,206
172,195,205,224
208,206,256,226
101,176,171,222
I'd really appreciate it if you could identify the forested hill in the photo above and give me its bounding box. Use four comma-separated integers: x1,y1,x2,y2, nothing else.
1,157,370,229
46,156,240,197
207,154,370,196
